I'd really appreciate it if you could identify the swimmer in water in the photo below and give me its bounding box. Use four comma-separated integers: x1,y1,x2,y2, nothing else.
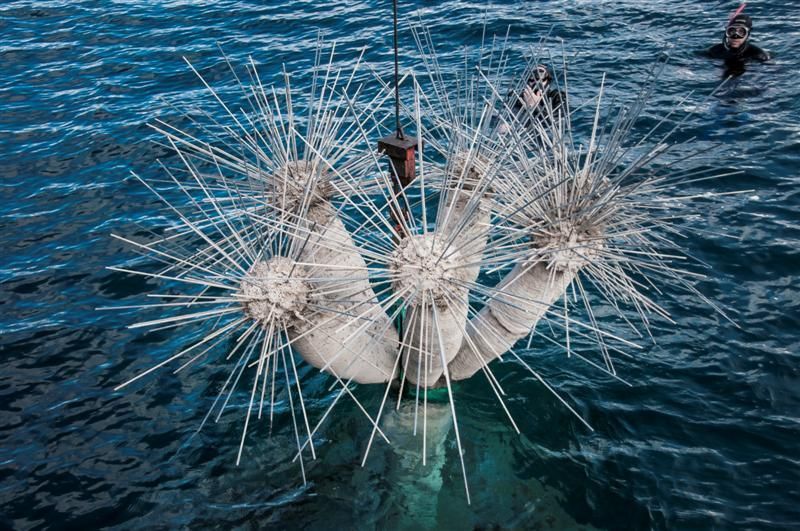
498,64,565,135
706,13,770,77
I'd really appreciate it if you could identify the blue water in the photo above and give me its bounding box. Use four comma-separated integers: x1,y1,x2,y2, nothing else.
2,1,799,529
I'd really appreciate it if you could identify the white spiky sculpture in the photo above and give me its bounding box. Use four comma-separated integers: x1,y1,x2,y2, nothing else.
106,33,731,501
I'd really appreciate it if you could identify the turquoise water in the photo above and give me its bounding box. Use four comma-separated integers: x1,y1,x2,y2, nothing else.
2,1,799,529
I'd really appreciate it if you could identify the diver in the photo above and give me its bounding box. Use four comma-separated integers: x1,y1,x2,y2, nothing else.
706,13,770,77
498,64,564,135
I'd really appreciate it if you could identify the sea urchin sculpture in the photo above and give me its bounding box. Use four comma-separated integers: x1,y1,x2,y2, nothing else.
106,32,734,502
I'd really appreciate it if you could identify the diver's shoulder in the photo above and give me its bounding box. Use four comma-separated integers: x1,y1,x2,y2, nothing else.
548,89,565,102
706,43,726,58
746,43,771,61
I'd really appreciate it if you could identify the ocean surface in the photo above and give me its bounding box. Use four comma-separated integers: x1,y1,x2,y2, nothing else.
2,1,799,529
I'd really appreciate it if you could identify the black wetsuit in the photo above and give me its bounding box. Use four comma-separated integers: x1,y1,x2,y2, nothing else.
707,40,770,62
707,39,770,76
509,89,565,129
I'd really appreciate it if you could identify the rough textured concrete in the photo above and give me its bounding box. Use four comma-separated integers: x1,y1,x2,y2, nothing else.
238,257,310,324
448,261,575,381
398,152,494,388
290,201,399,383
392,232,471,387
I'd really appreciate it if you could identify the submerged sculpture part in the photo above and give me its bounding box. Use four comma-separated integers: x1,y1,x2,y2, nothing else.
107,29,732,503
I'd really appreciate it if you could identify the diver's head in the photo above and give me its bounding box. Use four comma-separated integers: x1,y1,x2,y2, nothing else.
725,14,752,49
527,64,552,93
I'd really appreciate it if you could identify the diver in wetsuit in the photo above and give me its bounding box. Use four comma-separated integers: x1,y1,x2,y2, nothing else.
707,14,770,77
512,64,564,126
498,64,565,135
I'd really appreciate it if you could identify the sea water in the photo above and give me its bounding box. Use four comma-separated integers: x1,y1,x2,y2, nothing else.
1,1,799,529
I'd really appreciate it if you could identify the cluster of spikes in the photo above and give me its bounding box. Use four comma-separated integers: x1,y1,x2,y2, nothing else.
106,27,734,502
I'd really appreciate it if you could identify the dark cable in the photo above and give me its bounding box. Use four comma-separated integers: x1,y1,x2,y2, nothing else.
393,0,403,139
